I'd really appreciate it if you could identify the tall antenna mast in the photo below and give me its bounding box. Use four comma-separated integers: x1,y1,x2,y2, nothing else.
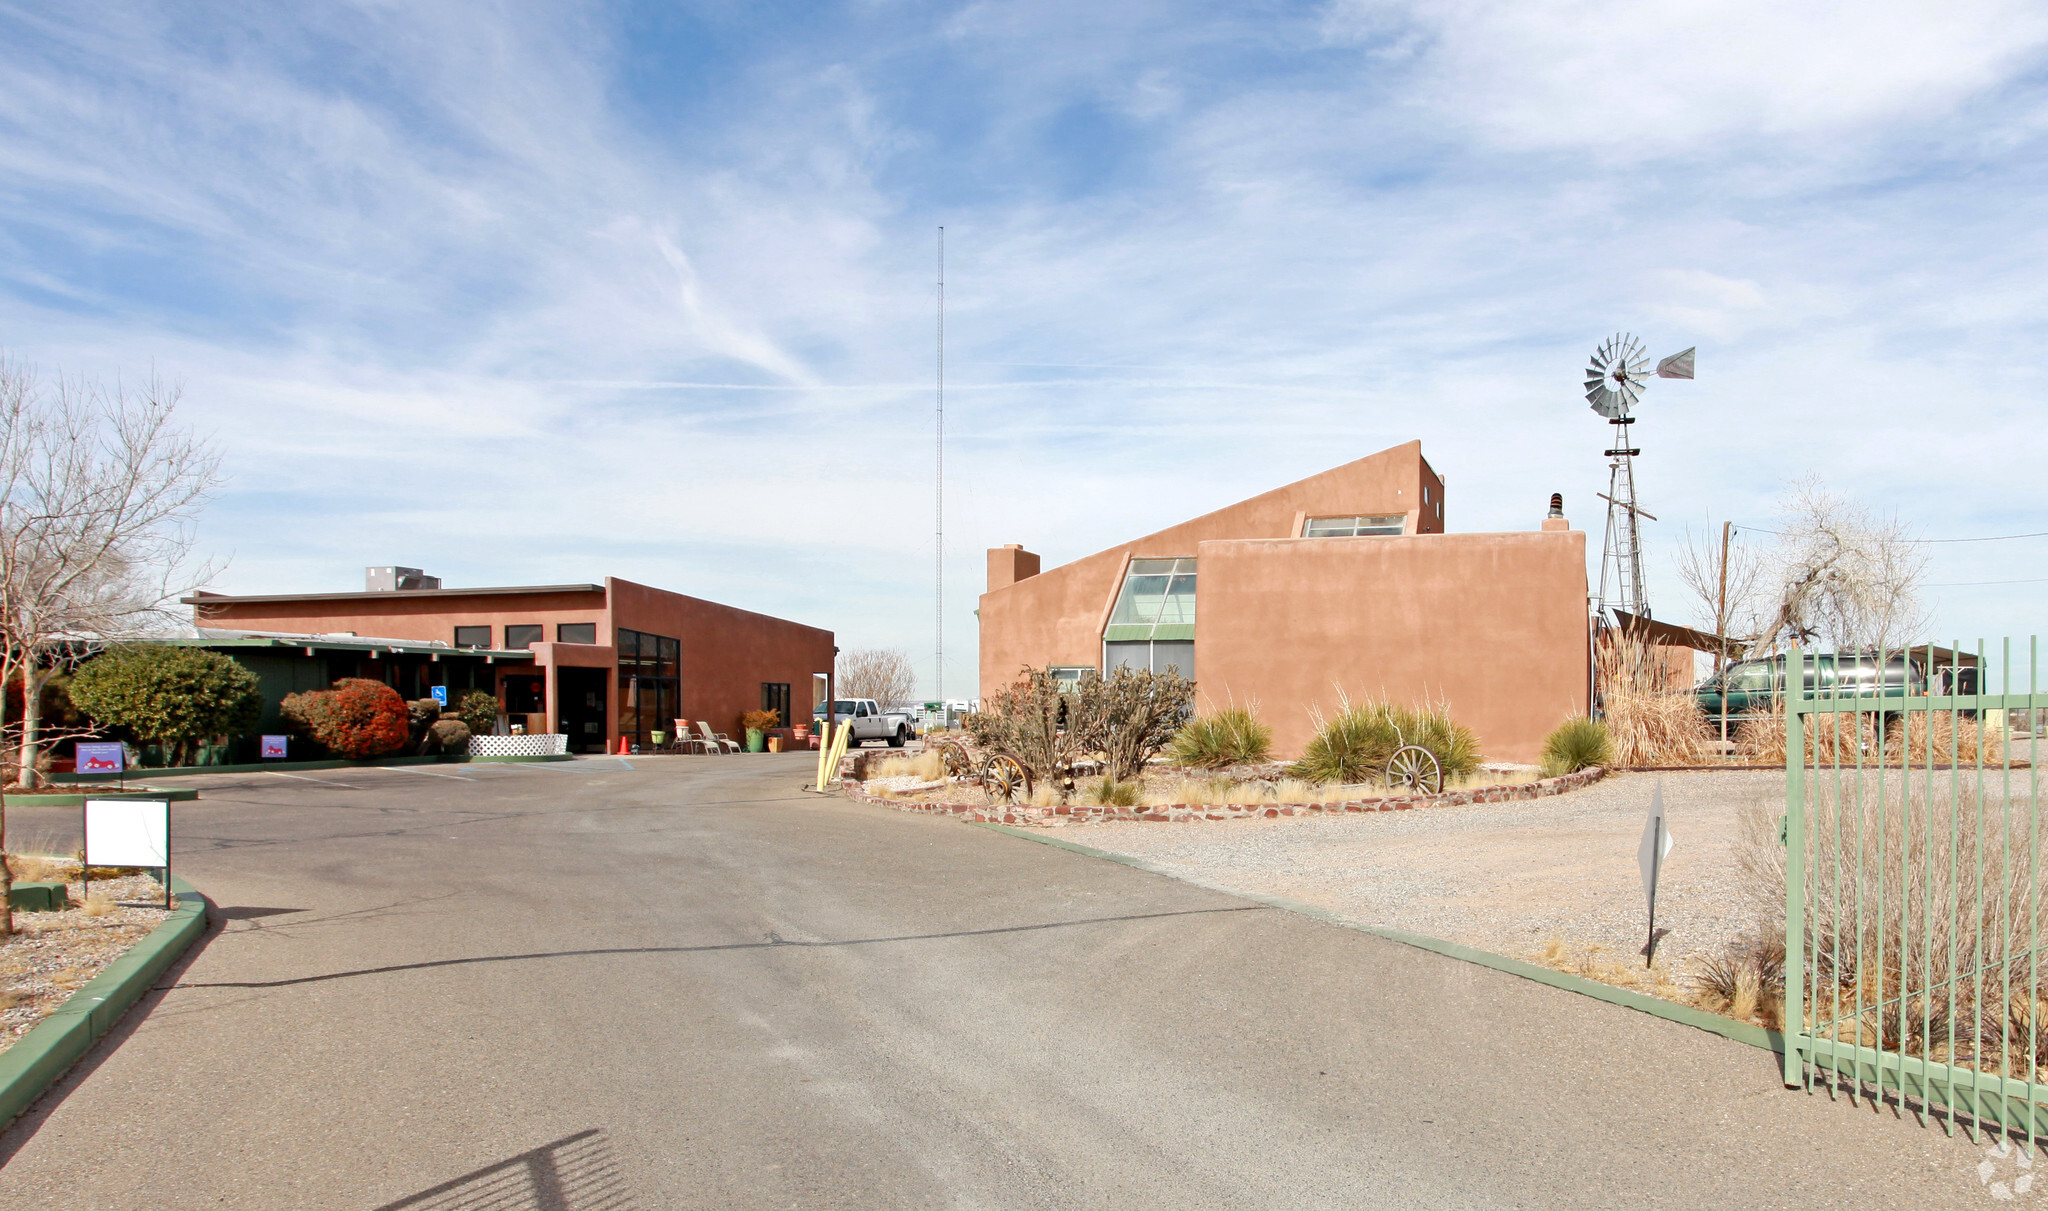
935,227,945,706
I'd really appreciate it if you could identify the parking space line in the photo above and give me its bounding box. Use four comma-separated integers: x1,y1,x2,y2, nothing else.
264,771,364,788
372,766,479,782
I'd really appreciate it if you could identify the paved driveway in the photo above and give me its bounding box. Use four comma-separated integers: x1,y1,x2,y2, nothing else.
0,756,2007,1208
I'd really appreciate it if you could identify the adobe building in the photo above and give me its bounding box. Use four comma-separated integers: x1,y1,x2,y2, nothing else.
184,573,834,754
978,441,1593,765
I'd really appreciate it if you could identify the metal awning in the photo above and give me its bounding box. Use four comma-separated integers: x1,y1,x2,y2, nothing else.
1607,610,1740,656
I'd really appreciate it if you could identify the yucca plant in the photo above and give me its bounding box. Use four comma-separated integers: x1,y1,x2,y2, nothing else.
1291,697,1479,786
1166,704,1273,769
1540,716,1612,777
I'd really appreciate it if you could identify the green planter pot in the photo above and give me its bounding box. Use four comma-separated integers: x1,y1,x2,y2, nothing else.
746,728,766,753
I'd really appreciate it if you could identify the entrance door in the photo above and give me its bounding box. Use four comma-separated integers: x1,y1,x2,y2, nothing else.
762,682,791,730
557,667,609,753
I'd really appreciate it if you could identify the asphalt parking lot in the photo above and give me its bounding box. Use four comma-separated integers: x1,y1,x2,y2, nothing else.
0,755,2005,1208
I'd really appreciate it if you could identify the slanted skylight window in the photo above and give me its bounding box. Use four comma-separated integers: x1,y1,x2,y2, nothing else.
1104,558,1196,642
1303,514,1406,537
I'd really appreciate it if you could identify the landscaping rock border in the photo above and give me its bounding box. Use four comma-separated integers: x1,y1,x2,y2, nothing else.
842,765,1608,826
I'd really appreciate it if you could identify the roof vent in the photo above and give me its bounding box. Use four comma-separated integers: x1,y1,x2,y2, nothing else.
1547,493,1564,518
366,566,442,592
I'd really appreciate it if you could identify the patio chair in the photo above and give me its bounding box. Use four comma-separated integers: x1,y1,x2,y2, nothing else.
695,721,742,754
671,719,708,755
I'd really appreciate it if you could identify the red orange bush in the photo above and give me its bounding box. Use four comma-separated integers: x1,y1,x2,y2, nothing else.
280,678,411,759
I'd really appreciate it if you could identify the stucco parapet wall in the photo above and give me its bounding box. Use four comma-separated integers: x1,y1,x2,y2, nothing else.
840,766,1607,826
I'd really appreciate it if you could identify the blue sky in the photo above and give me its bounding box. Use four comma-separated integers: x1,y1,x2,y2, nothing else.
4,1,2047,694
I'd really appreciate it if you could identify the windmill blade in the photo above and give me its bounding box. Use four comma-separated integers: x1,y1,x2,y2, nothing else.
1656,347,1695,379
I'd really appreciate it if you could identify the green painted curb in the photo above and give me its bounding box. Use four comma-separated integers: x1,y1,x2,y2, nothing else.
970,822,1783,1055
3,788,200,807
0,875,209,1127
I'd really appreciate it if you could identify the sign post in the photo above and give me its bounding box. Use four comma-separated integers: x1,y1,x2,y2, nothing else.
1638,779,1674,968
83,797,173,909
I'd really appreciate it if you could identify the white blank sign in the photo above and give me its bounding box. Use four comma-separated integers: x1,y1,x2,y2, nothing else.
85,799,170,868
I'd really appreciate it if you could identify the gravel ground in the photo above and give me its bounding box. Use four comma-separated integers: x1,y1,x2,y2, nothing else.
0,873,174,1052
1053,770,1787,979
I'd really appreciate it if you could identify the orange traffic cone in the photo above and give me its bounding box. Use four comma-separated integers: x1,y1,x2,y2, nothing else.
616,736,630,755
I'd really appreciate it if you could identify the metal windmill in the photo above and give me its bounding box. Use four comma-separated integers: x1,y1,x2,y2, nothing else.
1584,335,1694,622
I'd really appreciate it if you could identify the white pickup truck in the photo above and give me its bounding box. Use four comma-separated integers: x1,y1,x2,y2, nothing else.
817,698,919,747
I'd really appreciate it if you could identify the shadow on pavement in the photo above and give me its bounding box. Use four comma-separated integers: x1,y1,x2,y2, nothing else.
374,1127,634,1210
179,904,1270,990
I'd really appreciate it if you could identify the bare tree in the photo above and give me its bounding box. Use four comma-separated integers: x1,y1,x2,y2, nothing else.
837,647,918,707
1674,524,1769,667
0,358,221,932
1750,478,1929,656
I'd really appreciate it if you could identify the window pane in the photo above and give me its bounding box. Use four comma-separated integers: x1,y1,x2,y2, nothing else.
1151,641,1195,679
1104,642,1150,673
504,624,542,650
1156,575,1197,626
1356,514,1406,535
1109,575,1172,625
454,625,491,649
558,623,596,645
1127,558,1178,575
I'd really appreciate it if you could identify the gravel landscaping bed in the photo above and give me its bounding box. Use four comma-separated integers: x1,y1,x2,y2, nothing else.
0,874,176,1053
1048,770,1785,990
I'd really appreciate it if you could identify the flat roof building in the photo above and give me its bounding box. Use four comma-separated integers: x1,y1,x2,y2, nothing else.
978,441,1590,765
185,574,834,754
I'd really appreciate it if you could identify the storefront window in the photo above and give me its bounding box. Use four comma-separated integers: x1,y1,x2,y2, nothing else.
616,627,681,748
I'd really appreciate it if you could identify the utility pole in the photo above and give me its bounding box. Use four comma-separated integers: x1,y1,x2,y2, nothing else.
1717,520,1731,746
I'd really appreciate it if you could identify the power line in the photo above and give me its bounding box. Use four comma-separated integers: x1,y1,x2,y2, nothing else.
1730,525,2048,544
1927,578,2048,587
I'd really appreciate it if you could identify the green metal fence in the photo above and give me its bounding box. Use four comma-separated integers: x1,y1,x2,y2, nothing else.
1785,641,2048,1140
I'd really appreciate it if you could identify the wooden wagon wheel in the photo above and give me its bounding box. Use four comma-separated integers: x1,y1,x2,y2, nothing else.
985,754,1029,805
1385,745,1442,794
936,739,974,780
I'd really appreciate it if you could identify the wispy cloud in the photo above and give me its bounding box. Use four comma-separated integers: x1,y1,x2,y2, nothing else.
1,0,2045,690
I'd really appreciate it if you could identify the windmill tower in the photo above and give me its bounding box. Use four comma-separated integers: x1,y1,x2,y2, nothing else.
1583,335,1694,623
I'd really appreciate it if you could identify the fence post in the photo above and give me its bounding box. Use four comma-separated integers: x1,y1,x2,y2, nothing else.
1784,645,1806,1087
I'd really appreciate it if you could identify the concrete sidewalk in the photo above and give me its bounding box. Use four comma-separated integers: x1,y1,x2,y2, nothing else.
0,754,2006,1208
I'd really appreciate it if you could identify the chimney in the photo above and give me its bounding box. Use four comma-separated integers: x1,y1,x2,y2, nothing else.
987,545,1040,591
1543,494,1569,532
366,566,442,591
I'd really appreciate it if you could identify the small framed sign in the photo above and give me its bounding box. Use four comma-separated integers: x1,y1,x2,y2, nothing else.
430,685,449,707
83,797,173,907
260,735,289,759
75,741,125,774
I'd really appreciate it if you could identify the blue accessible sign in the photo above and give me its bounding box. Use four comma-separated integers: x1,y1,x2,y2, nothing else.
430,685,448,706
75,741,125,774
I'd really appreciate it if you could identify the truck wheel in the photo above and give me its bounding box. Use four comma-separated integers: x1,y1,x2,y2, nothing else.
888,726,906,748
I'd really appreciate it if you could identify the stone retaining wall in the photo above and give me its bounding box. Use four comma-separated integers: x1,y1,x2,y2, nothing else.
842,765,1608,826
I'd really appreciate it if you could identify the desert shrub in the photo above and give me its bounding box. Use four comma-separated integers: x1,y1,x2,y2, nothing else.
1071,666,1196,781
1085,776,1143,807
1888,711,2004,765
1292,698,1480,786
964,669,1082,796
1540,716,1612,777
740,708,781,732
280,678,410,759
70,644,262,766
453,689,501,734
966,664,1196,796
1166,704,1272,769
1597,634,1710,767
425,718,471,753
1735,698,1880,766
